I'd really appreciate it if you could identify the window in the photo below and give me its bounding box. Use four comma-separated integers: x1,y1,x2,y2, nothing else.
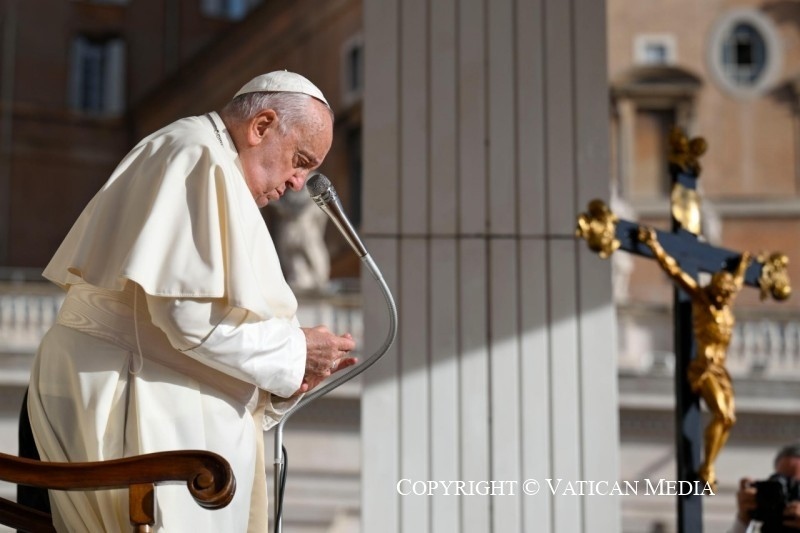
201,0,262,21
708,9,782,98
722,23,766,85
68,35,126,116
346,127,362,227
610,65,700,203
71,0,129,4
340,34,364,108
634,34,676,66
644,44,667,65
631,109,674,199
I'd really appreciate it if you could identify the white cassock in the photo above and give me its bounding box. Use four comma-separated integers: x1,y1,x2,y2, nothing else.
28,112,306,532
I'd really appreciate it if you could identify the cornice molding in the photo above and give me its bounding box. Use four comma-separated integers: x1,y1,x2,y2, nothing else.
629,197,800,218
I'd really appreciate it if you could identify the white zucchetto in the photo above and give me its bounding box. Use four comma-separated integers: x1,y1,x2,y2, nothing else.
234,70,330,108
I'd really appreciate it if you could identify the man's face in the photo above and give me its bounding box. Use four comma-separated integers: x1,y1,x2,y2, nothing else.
776,456,800,479
240,100,333,208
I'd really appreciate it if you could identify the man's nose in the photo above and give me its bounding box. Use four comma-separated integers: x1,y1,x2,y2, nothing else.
287,170,309,191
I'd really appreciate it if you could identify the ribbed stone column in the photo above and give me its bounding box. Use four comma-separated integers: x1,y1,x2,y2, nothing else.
361,1,620,530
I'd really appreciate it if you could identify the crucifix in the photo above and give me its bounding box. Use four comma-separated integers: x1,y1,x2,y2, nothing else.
576,128,792,533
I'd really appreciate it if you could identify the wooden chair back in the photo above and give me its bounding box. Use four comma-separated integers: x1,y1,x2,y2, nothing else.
0,450,235,532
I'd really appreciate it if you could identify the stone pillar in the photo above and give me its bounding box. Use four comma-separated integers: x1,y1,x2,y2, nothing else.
616,97,637,198
361,0,620,531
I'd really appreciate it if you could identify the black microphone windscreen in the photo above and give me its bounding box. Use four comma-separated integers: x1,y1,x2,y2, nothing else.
306,173,332,197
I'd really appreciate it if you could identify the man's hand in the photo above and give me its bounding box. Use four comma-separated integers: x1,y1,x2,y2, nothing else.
736,477,756,526
638,226,657,246
784,500,800,529
295,326,357,395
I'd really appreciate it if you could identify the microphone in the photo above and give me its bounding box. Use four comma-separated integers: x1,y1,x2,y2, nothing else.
274,173,398,533
306,173,368,258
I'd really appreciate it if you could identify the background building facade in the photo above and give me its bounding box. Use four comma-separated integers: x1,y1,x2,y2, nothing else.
1,0,800,532
608,1,800,531
0,0,366,530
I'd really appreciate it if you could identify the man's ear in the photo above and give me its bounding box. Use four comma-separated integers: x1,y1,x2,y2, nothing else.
247,109,278,146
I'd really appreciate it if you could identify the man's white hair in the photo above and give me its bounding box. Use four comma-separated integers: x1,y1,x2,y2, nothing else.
222,92,332,136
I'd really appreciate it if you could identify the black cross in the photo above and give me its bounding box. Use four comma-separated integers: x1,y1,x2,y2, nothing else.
576,129,790,533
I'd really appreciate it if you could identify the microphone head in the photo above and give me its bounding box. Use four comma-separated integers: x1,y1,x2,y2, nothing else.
306,172,332,198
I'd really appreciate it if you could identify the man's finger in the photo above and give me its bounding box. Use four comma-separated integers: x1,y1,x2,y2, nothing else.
332,357,358,373
338,336,356,351
340,357,358,368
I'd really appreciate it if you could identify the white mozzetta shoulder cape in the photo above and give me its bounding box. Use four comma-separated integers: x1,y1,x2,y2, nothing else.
43,112,297,321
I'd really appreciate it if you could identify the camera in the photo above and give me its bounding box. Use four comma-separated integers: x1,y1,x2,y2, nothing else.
753,474,800,532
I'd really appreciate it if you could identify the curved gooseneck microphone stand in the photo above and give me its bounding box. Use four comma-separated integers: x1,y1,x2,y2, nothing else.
272,173,398,533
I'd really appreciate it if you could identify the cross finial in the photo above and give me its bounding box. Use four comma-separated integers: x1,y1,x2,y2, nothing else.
668,127,708,177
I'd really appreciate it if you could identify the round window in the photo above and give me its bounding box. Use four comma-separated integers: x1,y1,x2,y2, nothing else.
707,9,782,98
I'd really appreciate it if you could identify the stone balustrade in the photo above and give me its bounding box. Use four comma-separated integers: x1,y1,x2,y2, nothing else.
0,289,63,356
617,302,800,378
0,282,364,358
4,286,800,381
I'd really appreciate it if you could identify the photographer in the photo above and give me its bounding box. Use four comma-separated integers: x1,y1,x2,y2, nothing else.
732,443,800,533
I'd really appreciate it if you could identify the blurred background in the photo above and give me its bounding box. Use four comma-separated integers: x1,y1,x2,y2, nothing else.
0,0,799,531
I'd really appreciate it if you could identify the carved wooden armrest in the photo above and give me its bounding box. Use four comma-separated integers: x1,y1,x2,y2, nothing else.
0,450,236,532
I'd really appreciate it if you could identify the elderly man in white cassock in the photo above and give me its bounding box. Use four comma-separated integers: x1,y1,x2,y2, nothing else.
21,71,356,532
